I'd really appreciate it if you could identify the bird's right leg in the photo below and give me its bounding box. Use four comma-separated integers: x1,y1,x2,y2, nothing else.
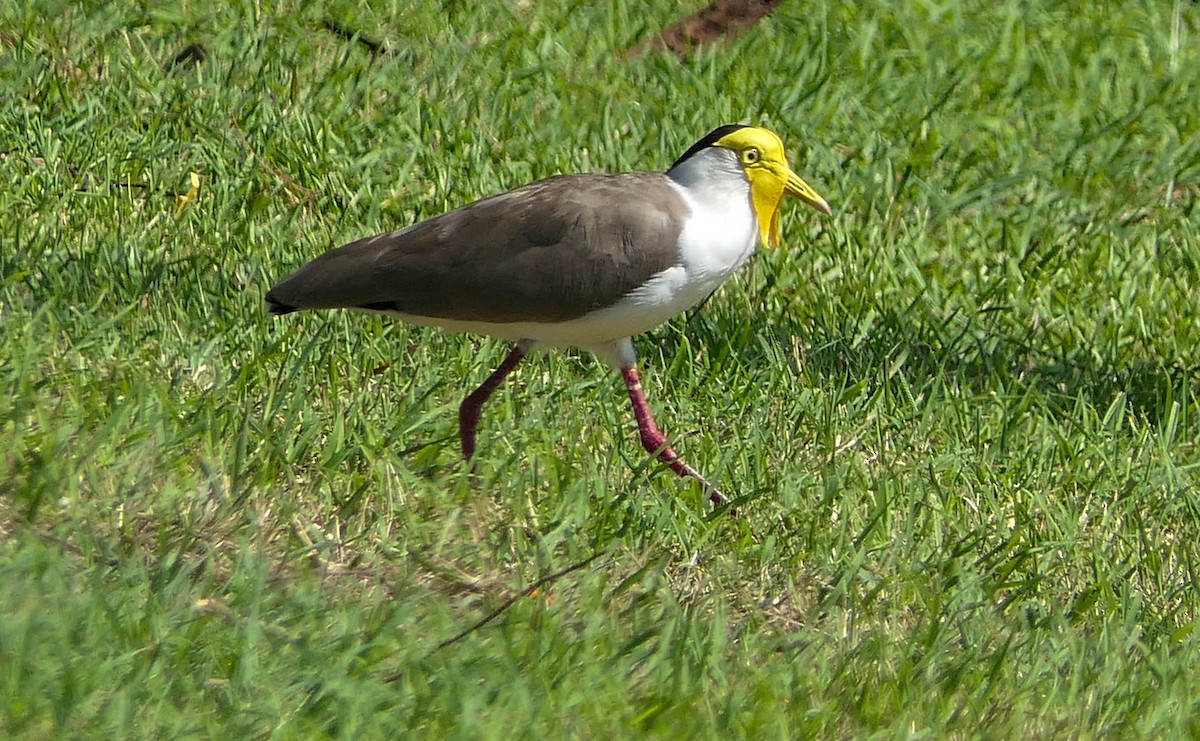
620,364,730,507
601,338,730,508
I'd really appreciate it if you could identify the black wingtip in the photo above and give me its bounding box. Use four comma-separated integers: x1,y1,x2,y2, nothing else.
265,289,299,316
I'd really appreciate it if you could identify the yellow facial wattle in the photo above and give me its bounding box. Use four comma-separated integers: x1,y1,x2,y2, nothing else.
747,167,787,247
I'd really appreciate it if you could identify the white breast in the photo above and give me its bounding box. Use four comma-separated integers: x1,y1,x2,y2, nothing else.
667,179,758,291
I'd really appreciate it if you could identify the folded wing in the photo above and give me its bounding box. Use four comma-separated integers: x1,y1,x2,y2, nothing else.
266,172,688,324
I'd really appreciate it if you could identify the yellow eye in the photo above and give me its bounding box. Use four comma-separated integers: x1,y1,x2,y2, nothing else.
743,147,761,164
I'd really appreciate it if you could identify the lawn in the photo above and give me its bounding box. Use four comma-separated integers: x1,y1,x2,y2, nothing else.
2,0,1199,737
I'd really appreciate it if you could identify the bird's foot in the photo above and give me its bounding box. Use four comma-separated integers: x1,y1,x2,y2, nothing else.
672,459,732,510
696,475,731,508
648,442,733,510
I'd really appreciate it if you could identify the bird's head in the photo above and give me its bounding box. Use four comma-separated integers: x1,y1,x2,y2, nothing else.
670,124,831,247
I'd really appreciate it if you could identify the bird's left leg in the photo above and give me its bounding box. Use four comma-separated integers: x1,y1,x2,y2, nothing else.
458,339,534,459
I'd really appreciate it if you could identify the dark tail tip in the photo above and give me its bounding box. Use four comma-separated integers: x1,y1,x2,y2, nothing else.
265,289,299,316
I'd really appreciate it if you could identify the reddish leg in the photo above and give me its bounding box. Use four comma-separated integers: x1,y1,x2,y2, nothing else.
459,342,531,459
621,365,729,507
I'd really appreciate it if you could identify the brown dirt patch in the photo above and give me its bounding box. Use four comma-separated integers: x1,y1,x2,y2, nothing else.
623,0,785,60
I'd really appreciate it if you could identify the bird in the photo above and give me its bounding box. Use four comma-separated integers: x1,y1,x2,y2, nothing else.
266,124,831,506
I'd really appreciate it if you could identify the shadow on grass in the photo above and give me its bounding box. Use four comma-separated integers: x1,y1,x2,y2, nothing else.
670,297,1198,430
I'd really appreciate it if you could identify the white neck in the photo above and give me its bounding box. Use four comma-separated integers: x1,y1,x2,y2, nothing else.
666,147,750,207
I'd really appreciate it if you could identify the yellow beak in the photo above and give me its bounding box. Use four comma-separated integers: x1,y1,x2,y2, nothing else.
785,169,832,215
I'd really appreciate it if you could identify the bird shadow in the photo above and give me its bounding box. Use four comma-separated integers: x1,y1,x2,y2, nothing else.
658,296,1197,432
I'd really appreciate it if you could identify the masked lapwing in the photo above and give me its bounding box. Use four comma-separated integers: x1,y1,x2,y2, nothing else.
267,124,830,506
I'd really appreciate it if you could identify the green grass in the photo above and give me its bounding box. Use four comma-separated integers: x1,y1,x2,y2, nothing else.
3,0,1200,736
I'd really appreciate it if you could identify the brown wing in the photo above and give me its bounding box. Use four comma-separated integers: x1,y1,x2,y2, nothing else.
266,172,687,323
